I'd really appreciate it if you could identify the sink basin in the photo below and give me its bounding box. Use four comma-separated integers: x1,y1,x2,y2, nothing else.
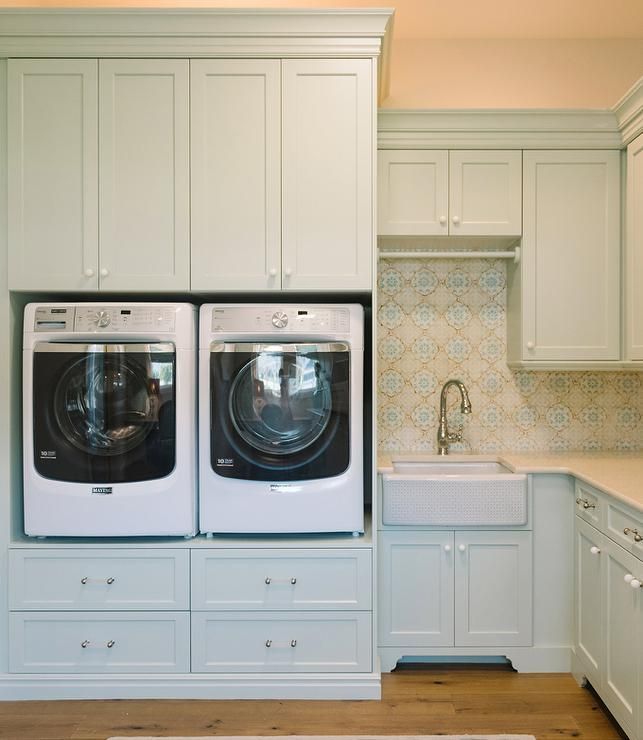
382,457,528,527
392,460,512,476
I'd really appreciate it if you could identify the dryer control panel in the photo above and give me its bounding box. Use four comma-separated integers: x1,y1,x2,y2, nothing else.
211,306,350,333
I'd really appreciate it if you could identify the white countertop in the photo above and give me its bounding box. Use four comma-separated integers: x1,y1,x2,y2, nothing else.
378,452,643,513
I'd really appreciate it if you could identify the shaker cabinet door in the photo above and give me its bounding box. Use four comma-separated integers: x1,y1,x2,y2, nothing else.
625,132,643,360
520,150,620,362
99,60,190,291
8,59,99,291
190,59,281,291
281,59,373,291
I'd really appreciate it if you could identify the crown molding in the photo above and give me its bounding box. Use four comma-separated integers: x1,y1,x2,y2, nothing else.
0,8,394,73
377,108,623,149
613,76,643,146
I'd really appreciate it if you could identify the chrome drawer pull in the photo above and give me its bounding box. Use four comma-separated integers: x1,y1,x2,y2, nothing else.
264,577,297,585
80,640,116,648
576,498,596,510
265,639,297,648
80,576,116,585
624,527,643,542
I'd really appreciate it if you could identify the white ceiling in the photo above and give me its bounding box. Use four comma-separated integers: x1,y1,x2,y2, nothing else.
8,0,643,40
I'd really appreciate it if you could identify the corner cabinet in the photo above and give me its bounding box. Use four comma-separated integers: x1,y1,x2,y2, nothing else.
377,149,522,237
8,59,190,292
508,150,621,364
191,59,373,292
573,482,643,740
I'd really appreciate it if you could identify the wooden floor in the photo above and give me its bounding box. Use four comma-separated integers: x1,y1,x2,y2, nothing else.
0,668,628,740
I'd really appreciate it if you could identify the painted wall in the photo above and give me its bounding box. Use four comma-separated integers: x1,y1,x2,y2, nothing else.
1,1,642,109
382,38,643,109
377,257,643,455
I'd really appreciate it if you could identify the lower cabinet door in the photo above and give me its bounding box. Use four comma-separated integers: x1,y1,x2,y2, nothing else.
191,611,372,672
9,612,190,673
602,540,641,738
454,530,533,647
378,530,454,647
574,516,605,687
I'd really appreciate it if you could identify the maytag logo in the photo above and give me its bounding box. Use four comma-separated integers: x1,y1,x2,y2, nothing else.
92,486,113,495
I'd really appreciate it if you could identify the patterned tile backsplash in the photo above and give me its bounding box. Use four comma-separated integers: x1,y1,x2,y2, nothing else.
377,257,643,454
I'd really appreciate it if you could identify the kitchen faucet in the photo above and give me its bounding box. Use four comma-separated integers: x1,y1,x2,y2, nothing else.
437,379,472,455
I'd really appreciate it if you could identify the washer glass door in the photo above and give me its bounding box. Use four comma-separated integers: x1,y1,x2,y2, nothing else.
33,343,176,483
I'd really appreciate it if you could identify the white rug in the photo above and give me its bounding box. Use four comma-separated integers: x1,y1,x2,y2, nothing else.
108,735,537,740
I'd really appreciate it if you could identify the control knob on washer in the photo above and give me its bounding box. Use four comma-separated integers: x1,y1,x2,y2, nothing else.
272,311,288,328
93,310,111,328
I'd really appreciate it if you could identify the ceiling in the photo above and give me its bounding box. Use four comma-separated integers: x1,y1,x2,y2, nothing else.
3,0,643,40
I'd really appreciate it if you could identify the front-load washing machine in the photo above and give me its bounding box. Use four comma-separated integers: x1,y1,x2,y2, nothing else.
199,303,364,535
23,302,197,537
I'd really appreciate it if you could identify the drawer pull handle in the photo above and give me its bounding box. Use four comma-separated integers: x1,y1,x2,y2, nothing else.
80,639,116,649
80,577,116,585
265,639,297,648
624,527,643,542
576,498,596,510
264,577,297,585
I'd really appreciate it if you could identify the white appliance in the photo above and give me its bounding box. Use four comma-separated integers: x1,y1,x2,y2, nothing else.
23,302,197,537
199,303,364,535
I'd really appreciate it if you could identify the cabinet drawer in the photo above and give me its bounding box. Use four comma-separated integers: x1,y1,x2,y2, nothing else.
9,612,190,673
9,549,190,610
191,549,371,611
606,500,643,559
191,611,372,673
574,482,604,529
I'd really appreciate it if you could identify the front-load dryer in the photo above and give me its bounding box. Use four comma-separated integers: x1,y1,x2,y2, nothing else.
199,303,364,535
23,302,197,537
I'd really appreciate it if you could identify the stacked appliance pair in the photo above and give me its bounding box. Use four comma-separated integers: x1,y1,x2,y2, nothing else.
23,303,364,538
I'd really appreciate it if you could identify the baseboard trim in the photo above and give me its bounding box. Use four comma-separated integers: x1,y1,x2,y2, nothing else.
0,671,382,700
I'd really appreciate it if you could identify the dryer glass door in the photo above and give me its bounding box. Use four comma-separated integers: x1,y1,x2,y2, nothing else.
210,342,350,481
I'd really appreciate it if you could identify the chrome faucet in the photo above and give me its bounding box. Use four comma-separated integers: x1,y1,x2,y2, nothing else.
437,379,472,455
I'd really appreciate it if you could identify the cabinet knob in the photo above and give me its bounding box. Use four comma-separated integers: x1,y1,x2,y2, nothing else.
590,546,601,555
84,268,95,278
284,267,293,278
439,215,447,226
631,579,642,589
100,267,109,278
452,215,461,225
269,267,277,277
444,544,452,552
458,544,466,553
526,341,535,350
625,574,634,583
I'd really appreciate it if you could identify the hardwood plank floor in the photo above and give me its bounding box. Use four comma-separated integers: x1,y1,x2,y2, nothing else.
0,669,628,740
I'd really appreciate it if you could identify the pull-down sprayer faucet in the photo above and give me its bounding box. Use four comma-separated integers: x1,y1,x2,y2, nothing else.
437,379,472,455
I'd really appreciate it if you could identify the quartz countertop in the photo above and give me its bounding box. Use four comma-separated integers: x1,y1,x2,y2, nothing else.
378,452,643,513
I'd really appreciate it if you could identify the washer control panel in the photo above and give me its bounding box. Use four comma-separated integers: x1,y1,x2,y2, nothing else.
211,306,350,333
32,306,176,333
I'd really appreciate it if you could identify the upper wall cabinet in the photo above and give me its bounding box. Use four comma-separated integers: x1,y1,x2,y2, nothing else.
8,59,190,292
625,132,643,361
191,59,374,292
508,150,621,364
378,149,522,237
8,60,99,291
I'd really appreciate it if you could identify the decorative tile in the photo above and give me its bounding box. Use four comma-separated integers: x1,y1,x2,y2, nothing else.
377,257,643,455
